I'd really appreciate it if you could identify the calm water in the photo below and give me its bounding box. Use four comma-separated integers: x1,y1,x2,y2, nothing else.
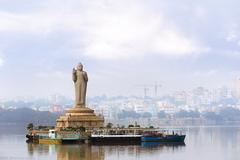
0,125,240,160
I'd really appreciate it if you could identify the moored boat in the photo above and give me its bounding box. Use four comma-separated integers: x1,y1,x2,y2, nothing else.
26,129,87,144
141,134,185,142
141,129,186,142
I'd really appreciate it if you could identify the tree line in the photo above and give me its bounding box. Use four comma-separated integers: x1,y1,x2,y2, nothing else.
0,108,60,125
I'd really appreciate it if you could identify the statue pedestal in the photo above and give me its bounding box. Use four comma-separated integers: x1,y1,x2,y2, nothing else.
56,106,104,130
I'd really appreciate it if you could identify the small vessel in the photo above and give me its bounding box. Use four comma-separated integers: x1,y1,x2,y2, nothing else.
141,129,185,142
38,129,62,144
26,129,86,144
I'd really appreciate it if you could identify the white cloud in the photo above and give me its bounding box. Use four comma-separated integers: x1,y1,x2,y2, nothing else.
0,53,4,66
193,70,218,77
0,58,3,66
225,24,240,46
35,71,68,79
70,1,208,59
226,31,238,42
0,0,208,59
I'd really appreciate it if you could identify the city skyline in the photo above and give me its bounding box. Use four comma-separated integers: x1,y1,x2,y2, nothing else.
1,0,240,99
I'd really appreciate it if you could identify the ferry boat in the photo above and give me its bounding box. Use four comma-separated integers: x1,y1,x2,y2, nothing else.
141,129,185,142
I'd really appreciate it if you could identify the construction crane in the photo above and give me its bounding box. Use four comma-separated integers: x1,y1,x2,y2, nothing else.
135,84,150,98
153,82,162,97
135,82,162,98
143,85,150,98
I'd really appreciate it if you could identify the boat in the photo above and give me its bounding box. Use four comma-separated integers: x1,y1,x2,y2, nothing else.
141,129,185,142
27,129,87,144
37,129,61,144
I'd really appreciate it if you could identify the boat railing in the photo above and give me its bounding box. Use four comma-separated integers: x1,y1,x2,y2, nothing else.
91,128,186,136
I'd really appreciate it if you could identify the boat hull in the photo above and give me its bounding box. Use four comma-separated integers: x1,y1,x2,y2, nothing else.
39,139,62,145
90,135,142,144
141,135,185,142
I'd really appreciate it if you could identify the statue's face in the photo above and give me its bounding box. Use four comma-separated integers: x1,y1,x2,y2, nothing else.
77,63,83,71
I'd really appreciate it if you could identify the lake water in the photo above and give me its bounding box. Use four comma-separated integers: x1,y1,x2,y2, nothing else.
0,125,239,160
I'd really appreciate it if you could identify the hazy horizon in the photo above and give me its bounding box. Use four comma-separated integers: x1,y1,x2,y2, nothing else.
1,0,240,99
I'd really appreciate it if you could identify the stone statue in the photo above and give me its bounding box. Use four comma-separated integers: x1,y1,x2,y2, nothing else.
72,63,88,107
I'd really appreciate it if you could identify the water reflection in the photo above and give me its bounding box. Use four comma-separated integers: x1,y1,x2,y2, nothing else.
27,143,105,160
141,142,185,148
27,142,185,160
57,144,105,160
2,125,239,160
27,143,57,156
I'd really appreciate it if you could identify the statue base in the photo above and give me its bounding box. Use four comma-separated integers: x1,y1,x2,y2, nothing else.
55,106,104,130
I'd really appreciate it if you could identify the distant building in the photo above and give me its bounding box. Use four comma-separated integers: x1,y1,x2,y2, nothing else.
174,91,187,104
51,104,63,112
156,101,178,114
234,77,240,99
133,100,148,113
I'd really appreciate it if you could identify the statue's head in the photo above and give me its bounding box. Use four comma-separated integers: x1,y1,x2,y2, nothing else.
76,63,83,71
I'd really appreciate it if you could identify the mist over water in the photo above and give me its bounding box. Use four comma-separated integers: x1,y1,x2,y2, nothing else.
0,124,239,160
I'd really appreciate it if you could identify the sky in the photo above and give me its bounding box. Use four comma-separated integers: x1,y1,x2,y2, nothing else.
0,0,240,99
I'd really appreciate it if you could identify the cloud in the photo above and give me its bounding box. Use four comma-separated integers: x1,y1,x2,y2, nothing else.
80,11,205,59
225,25,240,47
193,70,218,77
0,58,3,66
0,53,4,66
0,0,208,60
64,1,208,59
35,71,68,79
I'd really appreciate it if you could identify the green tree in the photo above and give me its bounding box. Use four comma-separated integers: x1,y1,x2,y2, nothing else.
128,124,134,128
149,126,154,129
78,126,86,132
27,123,34,130
106,123,113,128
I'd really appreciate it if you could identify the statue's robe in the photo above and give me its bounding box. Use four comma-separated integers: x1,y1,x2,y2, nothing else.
73,70,88,107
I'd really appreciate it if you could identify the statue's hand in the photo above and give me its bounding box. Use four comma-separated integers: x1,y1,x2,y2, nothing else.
72,68,77,82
